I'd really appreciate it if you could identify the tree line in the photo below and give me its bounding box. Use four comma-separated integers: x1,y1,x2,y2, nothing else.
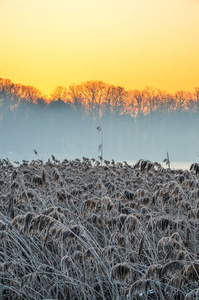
1,77,199,121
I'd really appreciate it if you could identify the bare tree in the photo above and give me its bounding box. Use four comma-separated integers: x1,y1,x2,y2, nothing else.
104,85,126,118
174,91,189,112
81,80,106,121
50,86,67,103
68,84,84,111
127,89,146,118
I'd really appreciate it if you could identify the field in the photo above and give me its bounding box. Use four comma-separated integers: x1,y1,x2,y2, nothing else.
1,157,199,299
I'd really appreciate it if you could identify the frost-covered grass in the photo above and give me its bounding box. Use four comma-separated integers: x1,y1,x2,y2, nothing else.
1,158,199,299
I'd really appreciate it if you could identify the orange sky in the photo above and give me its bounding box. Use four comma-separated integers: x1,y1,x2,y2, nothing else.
0,0,199,96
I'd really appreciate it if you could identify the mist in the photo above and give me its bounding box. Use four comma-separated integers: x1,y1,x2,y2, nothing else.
1,79,199,165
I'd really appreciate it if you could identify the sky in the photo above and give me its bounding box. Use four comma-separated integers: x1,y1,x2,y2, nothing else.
0,0,199,96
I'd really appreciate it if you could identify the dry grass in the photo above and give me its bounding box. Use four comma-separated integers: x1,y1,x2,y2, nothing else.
0,157,199,299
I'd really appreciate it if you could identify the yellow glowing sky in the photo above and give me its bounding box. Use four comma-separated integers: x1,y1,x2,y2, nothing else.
0,0,199,95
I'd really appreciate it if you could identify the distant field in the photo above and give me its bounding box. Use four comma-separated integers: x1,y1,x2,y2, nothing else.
0,152,194,171
1,158,199,299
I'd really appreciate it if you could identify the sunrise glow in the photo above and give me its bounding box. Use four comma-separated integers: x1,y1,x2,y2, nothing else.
0,0,199,96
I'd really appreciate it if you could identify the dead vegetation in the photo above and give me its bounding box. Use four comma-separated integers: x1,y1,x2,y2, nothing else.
0,157,199,299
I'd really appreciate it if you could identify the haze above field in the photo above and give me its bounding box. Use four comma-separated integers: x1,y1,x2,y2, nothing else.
0,0,199,95
0,78,199,164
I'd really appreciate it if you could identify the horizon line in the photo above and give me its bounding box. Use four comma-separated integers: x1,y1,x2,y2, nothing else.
0,76,198,98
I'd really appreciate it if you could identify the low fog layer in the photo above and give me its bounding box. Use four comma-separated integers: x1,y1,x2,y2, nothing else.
0,79,199,164
1,102,198,164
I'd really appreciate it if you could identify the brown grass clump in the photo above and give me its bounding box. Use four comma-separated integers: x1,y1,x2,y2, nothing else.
111,262,142,284
145,264,162,280
81,198,100,215
161,260,184,277
183,261,199,281
122,214,140,233
157,232,183,256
